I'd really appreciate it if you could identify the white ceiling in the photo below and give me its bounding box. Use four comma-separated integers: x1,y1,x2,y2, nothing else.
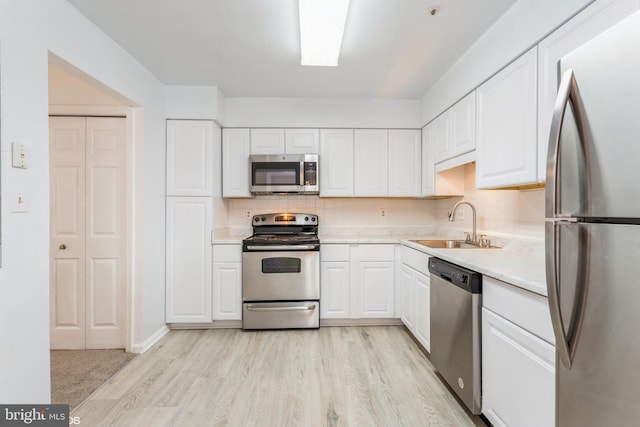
67,0,516,99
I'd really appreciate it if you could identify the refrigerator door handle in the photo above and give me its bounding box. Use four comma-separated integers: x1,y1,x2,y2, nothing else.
546,221,591,369
545,69,591,219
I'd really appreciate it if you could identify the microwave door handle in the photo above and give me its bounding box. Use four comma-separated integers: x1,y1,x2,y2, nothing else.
545,69,592,219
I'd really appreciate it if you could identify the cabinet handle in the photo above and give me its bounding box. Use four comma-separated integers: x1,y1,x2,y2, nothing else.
59,244,67,250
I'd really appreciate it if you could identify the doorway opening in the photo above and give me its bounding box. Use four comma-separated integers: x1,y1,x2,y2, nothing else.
48,56,137,406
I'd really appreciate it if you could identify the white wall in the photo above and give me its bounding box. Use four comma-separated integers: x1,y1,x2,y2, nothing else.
165,85,225,123
224,97,421,128
421,0,593,124
0,0,167,403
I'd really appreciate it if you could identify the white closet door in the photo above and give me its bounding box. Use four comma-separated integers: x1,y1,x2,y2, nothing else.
50,117,87,350
49,116,127,349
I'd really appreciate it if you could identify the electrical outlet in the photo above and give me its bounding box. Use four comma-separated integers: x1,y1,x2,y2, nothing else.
245,210,252,219
379,208,386,218
457,208,465,221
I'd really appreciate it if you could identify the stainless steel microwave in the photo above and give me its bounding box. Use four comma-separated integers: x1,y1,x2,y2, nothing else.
249,154,319,195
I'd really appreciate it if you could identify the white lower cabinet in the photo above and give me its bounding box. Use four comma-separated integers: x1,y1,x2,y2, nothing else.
320,261,351,319
320,244,351,319
166,197,213,323
354,245,395,318
320,244,395,319
400,246,430,351
212,244,242,320
482,277,555,427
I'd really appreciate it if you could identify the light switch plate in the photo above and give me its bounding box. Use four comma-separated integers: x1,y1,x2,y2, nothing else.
12,143,29,169
11,186,28,213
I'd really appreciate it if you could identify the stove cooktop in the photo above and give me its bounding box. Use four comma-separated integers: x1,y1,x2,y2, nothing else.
243,234,319,244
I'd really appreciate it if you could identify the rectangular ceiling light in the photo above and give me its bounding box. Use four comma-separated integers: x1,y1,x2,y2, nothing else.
299,0,350,66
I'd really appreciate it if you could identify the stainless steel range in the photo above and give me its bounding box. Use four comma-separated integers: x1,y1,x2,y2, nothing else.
242,213,320,329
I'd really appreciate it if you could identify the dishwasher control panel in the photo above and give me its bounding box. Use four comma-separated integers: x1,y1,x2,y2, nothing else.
428,257,482,293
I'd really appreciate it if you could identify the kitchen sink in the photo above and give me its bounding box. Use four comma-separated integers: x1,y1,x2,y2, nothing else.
410,239,500,249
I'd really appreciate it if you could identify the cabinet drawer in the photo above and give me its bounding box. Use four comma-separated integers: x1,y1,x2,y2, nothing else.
213,244,242,262
483,276,554,344
358,244,395,261
400,245,429,273
321,244,350,262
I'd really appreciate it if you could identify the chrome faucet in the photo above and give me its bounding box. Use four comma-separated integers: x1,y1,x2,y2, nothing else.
449,200,477,244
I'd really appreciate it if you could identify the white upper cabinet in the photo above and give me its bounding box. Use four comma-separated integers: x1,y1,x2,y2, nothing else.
320,129,354,197
537,0,639,181
354,129,388,196
450,92,476,157
166,120,214,196
388,129,421,197
432,92,475,164
476,47,538,189
285,128,319,154
431,112,451,164
222,128,251,198
421,124,435,196
250,128,285,154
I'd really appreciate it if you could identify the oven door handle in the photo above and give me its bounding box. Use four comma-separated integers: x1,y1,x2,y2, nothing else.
245,304,317,312
245,245,318,251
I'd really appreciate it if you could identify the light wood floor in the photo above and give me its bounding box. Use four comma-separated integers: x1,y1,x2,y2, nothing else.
72,326,486,426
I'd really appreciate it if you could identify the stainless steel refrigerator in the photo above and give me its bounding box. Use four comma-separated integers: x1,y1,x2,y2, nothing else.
545,10,640,427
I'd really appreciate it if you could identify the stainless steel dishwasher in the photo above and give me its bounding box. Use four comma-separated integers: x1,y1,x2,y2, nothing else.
428,257,482,414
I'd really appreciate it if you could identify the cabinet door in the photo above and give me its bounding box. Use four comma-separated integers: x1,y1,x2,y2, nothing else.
320,261,350,319
400,265,415,329
482,308,555,427
222,129,251,198
250,128,285,154
285,129,319,154
356,261,395,318
537,0,639,181
212,262,242,320
476,47,538,189
450,92,476,157
354,129,388,196
421,124,435,196
319,129,354,197
432,112,452,163
166,120,214,196
413,271,430,352
166,197,212,323
388,129,421,197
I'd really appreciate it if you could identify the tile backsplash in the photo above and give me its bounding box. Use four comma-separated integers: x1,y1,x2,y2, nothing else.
225,163,545,240
434,163,545,240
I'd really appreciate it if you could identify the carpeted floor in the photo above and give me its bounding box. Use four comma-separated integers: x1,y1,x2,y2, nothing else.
50,349,137,409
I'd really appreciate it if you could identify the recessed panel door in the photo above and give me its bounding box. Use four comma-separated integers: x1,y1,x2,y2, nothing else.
50,117,87,350
49,116,126,349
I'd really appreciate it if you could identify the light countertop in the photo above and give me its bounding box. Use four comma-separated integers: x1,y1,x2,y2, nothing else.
213,227,547,297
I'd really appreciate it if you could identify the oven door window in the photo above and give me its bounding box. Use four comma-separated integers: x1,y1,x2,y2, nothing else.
252,162,300,185
262,257,301,274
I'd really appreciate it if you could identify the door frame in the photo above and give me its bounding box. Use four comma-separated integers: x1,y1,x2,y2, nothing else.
49,105,136,352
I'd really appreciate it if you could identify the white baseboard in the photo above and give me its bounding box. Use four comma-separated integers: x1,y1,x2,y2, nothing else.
130,325,170,354
320,318,403,327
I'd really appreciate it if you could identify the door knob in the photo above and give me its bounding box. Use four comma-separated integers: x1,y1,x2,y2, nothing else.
59,244,67,250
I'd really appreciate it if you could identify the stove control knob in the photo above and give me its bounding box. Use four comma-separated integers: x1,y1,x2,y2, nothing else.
311,217,316,222
305,216,309,222
254,217,259,222
261,217,266,222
